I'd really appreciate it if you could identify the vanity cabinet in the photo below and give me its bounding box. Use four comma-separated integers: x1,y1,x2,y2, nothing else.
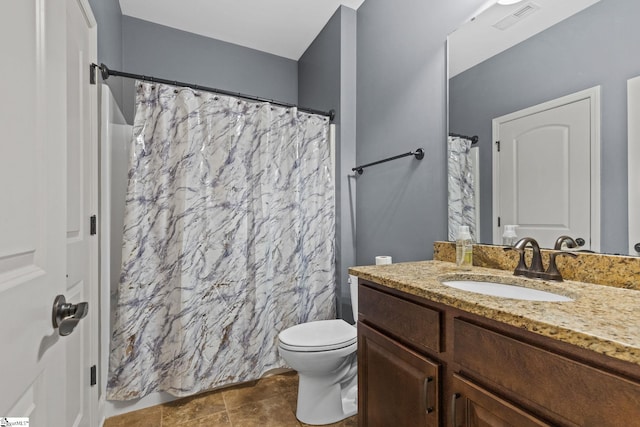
358,280,640,427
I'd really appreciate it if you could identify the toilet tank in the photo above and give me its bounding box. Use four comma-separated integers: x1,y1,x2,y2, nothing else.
348,275,358,323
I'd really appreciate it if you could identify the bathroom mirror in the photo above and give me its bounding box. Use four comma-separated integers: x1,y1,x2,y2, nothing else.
447,0,640,255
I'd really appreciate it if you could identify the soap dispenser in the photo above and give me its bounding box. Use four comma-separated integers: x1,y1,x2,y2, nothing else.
502,225,518,246
456,225,473,270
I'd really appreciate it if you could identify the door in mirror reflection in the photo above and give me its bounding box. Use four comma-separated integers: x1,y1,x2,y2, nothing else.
628,75,640,255
493,88,600,249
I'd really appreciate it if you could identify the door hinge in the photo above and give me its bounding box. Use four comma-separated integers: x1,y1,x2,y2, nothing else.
89,63,97,85
498,217,501,227
495,140,501,152
90,215,97,235
90,365,97,386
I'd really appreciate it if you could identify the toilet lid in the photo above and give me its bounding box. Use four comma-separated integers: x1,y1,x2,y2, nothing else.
279,319,356,352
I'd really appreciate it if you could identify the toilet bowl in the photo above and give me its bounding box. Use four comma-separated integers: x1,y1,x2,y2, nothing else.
277,276,359,425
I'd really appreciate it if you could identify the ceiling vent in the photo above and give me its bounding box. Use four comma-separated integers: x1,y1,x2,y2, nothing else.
493,2,541,31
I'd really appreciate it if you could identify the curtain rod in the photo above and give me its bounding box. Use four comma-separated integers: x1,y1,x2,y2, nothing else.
449,132,478,144
92,63,335,122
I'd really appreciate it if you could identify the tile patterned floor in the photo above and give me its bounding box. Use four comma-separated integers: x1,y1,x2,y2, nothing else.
104,372,357,427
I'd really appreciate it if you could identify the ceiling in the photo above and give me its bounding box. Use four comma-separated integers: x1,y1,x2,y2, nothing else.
448,0,600,77
119,0,365,60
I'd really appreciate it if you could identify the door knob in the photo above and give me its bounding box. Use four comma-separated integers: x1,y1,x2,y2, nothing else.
52,295,88,336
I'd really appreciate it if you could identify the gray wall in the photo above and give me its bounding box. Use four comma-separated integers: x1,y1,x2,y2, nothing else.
120,16,299,122
449,0,640,254
298,6,357,323
356,0,487,265
88,0,124,111
89,4,298,123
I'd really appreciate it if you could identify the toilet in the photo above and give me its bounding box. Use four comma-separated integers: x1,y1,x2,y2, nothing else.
277,275,359,425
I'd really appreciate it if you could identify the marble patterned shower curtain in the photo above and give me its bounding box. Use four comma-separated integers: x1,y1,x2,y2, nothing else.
448,136,476,241
107,82,335,400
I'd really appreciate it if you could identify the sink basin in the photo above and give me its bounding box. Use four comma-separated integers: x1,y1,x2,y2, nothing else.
440,280,573,302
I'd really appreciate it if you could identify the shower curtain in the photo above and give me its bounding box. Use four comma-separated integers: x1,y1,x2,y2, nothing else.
107,82,335,400
448,136,476,241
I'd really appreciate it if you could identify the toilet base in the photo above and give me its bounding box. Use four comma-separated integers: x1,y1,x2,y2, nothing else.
295,353,358,425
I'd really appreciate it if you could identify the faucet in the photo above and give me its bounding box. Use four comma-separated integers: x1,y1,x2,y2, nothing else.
505,237,577,281
505,237,544,278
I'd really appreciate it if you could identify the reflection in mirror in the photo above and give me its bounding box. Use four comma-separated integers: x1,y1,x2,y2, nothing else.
629,77,640,256
490,86,600,251
447,134,479,242
447,0,640,255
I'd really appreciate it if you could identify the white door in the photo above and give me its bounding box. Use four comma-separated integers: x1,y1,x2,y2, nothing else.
0,0,68,424
65,0,99,426
0,0,98,425
493,88,600,250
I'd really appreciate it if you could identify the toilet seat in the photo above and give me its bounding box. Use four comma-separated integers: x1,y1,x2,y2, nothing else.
279,319,356,352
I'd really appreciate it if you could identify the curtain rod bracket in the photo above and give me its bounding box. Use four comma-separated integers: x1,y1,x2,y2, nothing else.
99,63,111,81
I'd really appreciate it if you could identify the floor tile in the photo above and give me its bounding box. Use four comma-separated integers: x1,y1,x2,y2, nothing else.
222,371,297,410
175,410,232,426
226,395,301,427
162,390,226,425
299,414,358,427
343,416,358,426
283,389,298,414
103,372,357,427
103,406,162,427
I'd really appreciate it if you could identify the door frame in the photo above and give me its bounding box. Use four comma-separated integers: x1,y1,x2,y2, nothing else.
86,1,100,424
628,76,640,256
71,0,100,424
492,86,601,250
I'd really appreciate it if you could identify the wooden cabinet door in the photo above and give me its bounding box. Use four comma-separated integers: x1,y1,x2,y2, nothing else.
451,375,550,427
358,322,439,427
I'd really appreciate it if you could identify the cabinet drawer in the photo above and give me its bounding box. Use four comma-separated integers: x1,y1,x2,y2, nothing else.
359,284,441,353
454,318,640,426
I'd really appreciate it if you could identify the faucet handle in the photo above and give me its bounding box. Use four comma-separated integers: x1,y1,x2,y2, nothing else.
541,251,578,281
553,235,586,250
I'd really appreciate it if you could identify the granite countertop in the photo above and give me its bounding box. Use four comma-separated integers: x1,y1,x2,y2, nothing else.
349,260,640,366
